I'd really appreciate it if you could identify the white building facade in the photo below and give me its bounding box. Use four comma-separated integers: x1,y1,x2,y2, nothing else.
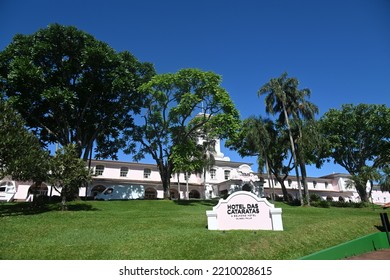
1,140,390,204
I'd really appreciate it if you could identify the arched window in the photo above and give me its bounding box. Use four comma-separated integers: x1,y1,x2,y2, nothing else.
145,188,157,199
189,189,201,199
242,184,251,192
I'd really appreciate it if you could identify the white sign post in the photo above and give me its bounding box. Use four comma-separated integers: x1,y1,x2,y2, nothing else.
206,191,283,231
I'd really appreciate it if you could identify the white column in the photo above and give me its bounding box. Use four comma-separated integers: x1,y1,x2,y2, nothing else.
206,210,218,230
270,208,283,231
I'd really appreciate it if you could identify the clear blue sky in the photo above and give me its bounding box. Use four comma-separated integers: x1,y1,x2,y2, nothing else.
1,0,389,177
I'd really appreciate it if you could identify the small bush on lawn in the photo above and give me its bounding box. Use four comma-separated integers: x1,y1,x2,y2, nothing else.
288,198,302,206
316,200,331,208
310,194,321,202
331,201,351,208
311,200,368,208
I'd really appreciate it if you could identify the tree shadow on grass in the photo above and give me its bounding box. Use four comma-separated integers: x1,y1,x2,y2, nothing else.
0,200,99,217
66,203,99,211
0,202,52,216
174,199,219,207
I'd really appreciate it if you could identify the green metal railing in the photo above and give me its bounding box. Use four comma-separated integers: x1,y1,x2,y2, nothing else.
299,231,390,260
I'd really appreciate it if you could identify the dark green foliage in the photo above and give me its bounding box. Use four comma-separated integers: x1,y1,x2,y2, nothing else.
288,198,302,206
318,104,390,202
314,200,331,208
0,99,50,182
310,193,321,202
311,200,367,208
379,166,390,192
0,23,155,160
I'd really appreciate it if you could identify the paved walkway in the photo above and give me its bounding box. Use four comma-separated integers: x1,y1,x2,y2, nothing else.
346,249,390,260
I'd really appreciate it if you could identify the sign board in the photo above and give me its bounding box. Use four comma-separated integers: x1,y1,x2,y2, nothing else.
206,191,283,231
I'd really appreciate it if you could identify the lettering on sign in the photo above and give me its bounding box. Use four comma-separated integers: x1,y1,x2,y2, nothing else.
206,191,283,231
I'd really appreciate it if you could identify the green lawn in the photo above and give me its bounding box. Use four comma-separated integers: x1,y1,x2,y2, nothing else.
0,199,386,260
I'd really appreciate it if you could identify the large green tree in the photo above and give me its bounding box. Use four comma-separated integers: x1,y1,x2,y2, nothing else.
318,104,390,202
0,99,50,183
258,72,318,205
124,68,240,198
0,23,155,160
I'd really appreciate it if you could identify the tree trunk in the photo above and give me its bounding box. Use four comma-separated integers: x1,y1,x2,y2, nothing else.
61,194,67,211
265,157,275,201
368,180,374,201
278,177,289,201
296,125,310,206
299,161,310,205
296,143,310,206
185,172,189,200
177,173,181,200
355,184,369,202
157,161,171,199
282,101,303,205
271,173,289,201
203,167,207,198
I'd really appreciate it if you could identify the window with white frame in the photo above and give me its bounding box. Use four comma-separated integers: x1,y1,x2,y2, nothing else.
224,170,230,180
95,165,104,176
210,169,216,180
120,167,129,177
144,168,151,179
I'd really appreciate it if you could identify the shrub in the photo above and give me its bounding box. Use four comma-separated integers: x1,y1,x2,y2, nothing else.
317,200,330,208
288,198,302,206
274,195,285,202
353,202,368,208
331,201,350,207
310,194,321,202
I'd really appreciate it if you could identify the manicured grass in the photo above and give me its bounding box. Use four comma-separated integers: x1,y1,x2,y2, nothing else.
0,199,387,260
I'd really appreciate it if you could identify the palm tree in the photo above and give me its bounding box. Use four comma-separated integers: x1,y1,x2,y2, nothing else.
289,94,319,205
240,116,273,198
379,166,390,192
294,119,322,205
258,72,318,205
237,116,291,201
